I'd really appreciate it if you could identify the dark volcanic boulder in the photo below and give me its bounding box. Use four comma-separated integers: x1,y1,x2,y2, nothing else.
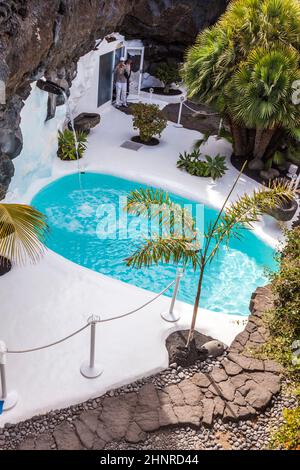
68,113,101,133
0,184,6,201
0,257,12,276
36,79,66,96
0,127,23,160
265,199,298,222
0,153,15,189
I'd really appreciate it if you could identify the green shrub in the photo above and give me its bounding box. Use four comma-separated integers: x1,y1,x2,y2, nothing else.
155,63,181,93
286,139,300,166
131,103,167,143
270,407,300,450
261,227,300,380
57,129,88,161
177,150,227,180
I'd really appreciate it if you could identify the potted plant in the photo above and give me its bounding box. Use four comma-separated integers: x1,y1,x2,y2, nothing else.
124,166,293,365
131,103,167,146
57,129,88,161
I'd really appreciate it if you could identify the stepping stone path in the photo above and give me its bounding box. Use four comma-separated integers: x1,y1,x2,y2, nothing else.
3,286,283,450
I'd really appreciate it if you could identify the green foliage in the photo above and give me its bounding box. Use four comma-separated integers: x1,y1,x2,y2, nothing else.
270,407,300,450
286,139,300,165
205,155,228,180
131,103,167,143
265,151,285,171
155,64,181,92
229,47,300,130
260,228,300,380
177,150,228,180
183,0,300,126
57,129,88,161
182,0,300,162
0,204,48,265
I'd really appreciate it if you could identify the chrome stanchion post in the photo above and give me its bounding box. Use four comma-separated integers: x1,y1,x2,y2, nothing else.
80,316,103,379
149,87,154,103
218,117,224,137
174,96,185,128
161,269,184,322
0,341,18,411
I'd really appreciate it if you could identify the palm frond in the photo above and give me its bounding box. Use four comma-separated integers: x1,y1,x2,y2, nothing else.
206,180,293,264
126,188,197,239
0,204,48,265
125,236,200,270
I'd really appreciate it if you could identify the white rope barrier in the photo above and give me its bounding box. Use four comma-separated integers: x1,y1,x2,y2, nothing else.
6,324,90,355
0,271,183,409
182,100,220,116
173,98,220,128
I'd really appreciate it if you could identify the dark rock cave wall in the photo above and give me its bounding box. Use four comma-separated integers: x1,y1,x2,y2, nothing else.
0,0,228,197
120,0,229,74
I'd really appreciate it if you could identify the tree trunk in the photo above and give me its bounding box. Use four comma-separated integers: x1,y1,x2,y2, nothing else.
264,129,285,161
254,128,276,159
229,120,248,158
246,128,256,156
249,128,277,170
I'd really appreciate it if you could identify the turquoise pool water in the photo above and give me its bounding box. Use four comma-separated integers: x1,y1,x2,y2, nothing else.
32,173,277,316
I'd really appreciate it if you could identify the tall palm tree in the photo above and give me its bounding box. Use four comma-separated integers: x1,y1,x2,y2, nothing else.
182,0,300,171
0,204,48,266
124,169,293,349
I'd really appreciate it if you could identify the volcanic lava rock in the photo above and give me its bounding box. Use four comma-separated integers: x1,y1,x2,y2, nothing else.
68,113,101,134
264,198,298,222
0,153,15,190
0,257,12,276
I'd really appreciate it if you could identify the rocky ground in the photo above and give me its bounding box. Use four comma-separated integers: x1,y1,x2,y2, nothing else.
106,387,297,451
162,101,223,136
0,360,297,451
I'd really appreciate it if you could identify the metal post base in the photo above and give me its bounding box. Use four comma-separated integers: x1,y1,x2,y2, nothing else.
173,123,183,128
2,391,18,411
161,310,181,323
80,361,103,379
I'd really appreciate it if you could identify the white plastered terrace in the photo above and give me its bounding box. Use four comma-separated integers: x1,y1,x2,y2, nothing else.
0,52,285,426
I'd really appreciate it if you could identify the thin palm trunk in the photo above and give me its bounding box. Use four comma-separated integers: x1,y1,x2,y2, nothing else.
185,162,248,349
186,262,205,347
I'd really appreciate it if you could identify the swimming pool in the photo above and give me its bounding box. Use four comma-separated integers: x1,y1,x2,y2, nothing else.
32,172,277,316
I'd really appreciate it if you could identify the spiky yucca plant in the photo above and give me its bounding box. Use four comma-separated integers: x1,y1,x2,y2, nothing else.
183,0,300,171
125,168,293,348
0,204,48,266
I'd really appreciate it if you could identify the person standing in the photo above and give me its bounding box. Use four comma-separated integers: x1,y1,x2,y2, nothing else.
125,58,133,99
114,58,127,108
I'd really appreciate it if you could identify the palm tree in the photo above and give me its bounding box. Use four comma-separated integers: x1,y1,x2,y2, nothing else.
0,204,48,266
125,168,293,349
182,0,300,172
